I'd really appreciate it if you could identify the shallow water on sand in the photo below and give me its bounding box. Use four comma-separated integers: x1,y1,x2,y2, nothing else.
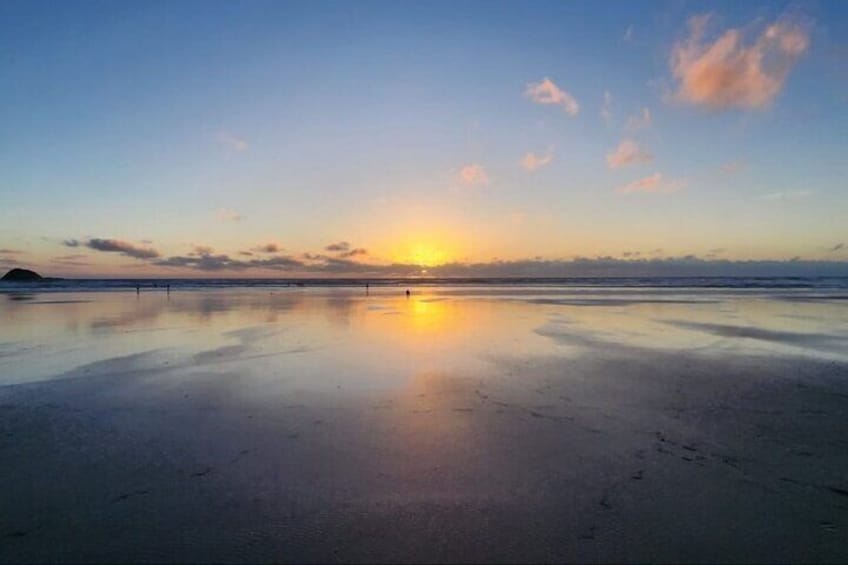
1,286,847,562
2,285,847,387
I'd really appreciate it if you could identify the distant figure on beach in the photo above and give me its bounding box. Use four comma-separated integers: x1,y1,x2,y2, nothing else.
405,289,410,298
136,284,140,294
365,283,370,295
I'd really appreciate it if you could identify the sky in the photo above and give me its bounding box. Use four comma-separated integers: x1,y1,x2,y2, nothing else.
1,0,847,278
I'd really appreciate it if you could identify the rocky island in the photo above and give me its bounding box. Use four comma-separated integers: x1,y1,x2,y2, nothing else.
1,268,44,282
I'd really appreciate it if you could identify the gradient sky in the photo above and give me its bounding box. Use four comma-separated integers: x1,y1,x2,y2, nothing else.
1,0,846,277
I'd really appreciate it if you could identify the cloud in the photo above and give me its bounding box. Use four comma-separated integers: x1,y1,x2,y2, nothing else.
617,172,686,195
323,241,367,258
51,254,92,267
521,150,553,172
706,248,726,259
525,77,579,116
154,253,305,272
600,91,613,125
252,243,281,254
325,241,351,252
670,14,810,110
409,257,848,278
86,238,160,259
340,248,368,258
459,164,489,186
758,190,813,201
606,139,653,168
63,239,80,247
720,160,747,175
217,131,248,152
829,243,845,252
0,248,22,254
190,245,215,256
624,25,634,42
217,208,242,222
625,107,652,131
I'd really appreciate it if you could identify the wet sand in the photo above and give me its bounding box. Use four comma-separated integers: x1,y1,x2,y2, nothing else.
1,287,847,562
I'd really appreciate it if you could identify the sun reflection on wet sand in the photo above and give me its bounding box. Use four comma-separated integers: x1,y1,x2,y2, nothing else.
2,286,848,387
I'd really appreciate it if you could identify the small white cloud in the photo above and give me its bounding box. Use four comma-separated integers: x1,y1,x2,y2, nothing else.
521,150,553,172
624,25,634,42
617,172,686,195
217,208,242,222
525,77,579,116
606,139,653,169
459,164,489,186
625,107,652,131
217,131,249,152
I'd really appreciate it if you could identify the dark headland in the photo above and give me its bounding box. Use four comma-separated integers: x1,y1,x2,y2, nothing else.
1,268,43,281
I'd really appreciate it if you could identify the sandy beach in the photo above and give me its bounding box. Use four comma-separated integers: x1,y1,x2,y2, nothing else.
1,285,847,562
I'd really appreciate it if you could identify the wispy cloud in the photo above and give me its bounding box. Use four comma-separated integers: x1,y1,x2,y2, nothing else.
521,150,553,172
324,241,367,258
63,239,80,247
617,172,686,195
459,164,489,186
624,25,634,42
830,243,845,252
217,130,248,152
252,242,281,254
606,140,653,169
51,254,92,267
600,91,613,125
190,245,215,256
525,77,579,116
625,107,651,131
86,238,160,259
670,14,810,110
720,160,747,175
217,208,242,222
758,190,813,201
325,241,350,252
0,248,22,254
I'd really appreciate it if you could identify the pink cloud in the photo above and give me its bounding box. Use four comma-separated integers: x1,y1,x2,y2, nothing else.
459,164,489,186
525,77,579,116
521,150,553,172
616,173,686,194
606,140,653,169
617,172,687,195
670,14,810,110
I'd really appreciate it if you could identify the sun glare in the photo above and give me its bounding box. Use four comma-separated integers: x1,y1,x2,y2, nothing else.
404,244,450,267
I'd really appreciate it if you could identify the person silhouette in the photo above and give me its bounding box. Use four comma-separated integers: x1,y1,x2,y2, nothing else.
405,289,410,298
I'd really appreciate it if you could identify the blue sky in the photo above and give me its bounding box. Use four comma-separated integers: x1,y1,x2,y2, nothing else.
1,0,846,276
